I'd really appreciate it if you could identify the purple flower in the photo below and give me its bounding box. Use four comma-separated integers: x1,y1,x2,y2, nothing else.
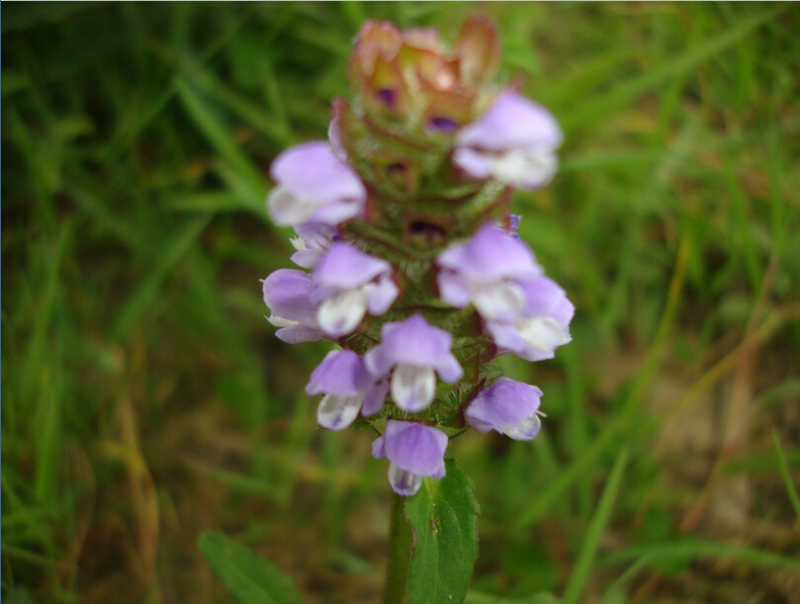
485,274,574,362
267,141,366,227
306,350,389,431
436,223,573,361
465,377,544,440
372,420,448,496
312,243,399,337
289,222,339,269
364,314,463,412
262,269,325,343
453,89,562,190
436,223,542,323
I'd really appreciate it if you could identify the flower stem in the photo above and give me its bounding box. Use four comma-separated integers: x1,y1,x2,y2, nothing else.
384,490,413,604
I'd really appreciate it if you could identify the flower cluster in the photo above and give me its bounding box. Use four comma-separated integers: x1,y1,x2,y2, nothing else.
262,18,572,497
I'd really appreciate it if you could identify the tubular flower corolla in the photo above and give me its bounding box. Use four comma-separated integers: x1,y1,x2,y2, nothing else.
267,141,366,227
262,269,325,344
364,314,463,413
311,243,399,337
453,89,563,190
465,377,544,440
306,350,389,431
372,420,448,496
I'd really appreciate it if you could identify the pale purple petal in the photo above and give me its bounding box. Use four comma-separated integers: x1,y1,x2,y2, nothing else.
262,269,319,325
372,420,448,478
456,90,562,152
306,350,372,396
465,377,542,438
268,141,365,226
437,223,541,283
519,275,575,325
485,321,533,357
371,433,387,460
452,147,491,179
295,222,339,248
313,243,392,290
364,314,463,383
366,274,399,315
552,296,576,326
362,378,390,416
307,198,364,226
275,324,324,344
270,141,365,207
436,269,471,308
486,320,559,362
290,249,325,269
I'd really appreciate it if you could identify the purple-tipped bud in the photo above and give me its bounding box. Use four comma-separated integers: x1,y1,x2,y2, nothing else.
465,377,543,440
454,89,562,190
372,420,448,496
364,314,463,413
267,142,366,227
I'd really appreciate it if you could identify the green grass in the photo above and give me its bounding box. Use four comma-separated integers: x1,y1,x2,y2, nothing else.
3,2,800,603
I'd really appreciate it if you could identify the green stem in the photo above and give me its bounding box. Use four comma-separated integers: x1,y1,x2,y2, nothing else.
384,490,413,604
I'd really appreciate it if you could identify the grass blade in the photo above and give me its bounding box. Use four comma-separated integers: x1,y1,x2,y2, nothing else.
562,445,629,604
176,77,265,192
600,540,800,571
110,216,210,341
560,6,785,132
773,431,800,526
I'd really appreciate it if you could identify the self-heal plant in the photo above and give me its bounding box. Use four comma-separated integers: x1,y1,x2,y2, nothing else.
233,16,572,604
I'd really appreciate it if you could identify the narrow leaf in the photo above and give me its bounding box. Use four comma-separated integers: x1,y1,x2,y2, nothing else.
773,431,800,525
111,215,210,340
176,76,265,192
600,539,800,571
198,531,302,604
562,445,629,604
405,459,479,604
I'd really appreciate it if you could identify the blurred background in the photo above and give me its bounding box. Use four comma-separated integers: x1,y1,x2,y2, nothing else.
2,2,799,603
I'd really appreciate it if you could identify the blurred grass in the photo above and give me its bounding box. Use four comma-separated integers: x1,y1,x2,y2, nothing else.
2,2,799,604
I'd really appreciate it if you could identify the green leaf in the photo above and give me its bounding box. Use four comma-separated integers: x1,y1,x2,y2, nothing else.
405,459,480,604
198,531,302,604
465,591,560,604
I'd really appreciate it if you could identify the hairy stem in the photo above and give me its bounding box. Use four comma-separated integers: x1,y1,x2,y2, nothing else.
384,490,413,604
